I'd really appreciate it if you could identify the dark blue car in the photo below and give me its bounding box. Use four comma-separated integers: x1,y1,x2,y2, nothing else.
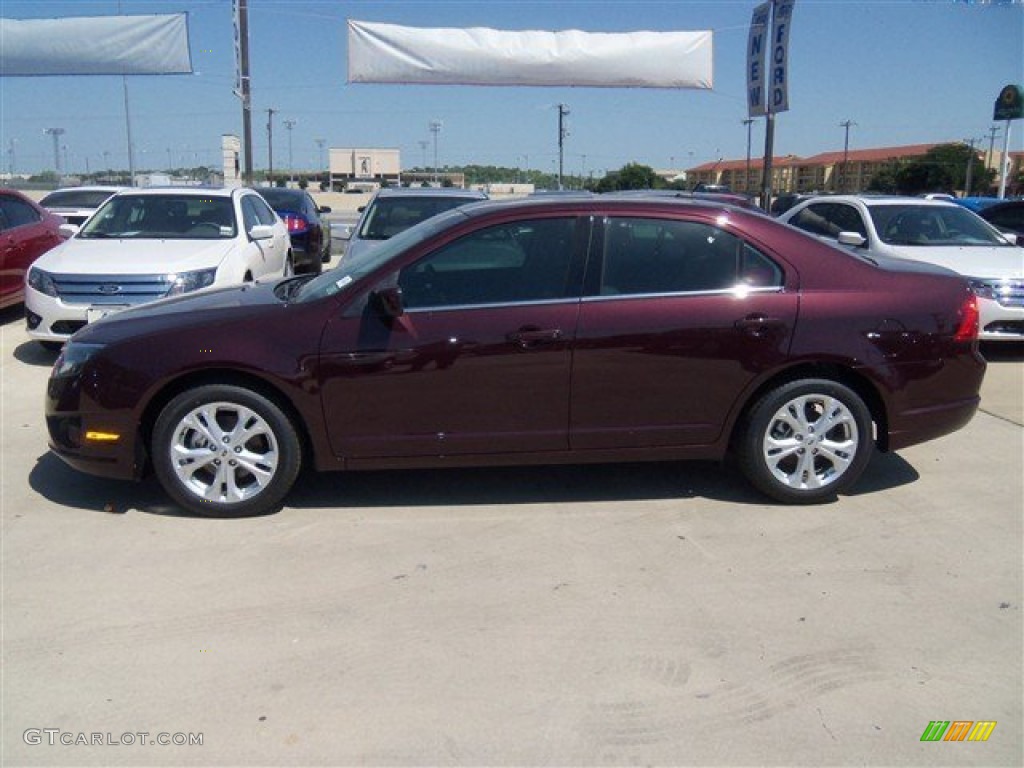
257,187,332,274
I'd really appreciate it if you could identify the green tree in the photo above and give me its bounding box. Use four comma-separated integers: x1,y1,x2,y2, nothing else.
869,143,996,195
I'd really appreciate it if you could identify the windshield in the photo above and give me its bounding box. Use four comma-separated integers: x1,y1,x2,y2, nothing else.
40,189,117,208
869,204,1010,247
356,196,480,241
79,195,237,240
295,208,467,303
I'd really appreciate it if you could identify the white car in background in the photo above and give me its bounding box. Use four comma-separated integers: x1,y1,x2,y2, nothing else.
26,187,292,349
779,195,1024,341
38,185,126,229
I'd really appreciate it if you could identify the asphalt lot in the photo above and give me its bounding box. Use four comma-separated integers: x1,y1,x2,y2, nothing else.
1,302,1021,766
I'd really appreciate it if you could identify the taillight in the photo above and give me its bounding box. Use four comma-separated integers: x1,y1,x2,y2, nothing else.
954,291,979,342
283,214,309,234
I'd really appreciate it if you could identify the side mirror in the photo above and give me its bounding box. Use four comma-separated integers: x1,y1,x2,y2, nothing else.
357,205,366,213
837,231,867,247
249,224,275,241
318,205,332,214
58,223,80,238
374,285,405,318
335,224,353,241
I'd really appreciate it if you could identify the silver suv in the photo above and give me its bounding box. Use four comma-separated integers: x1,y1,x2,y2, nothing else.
342,187,487,263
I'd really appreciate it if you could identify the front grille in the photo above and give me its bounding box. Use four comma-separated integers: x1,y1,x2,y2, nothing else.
50,273,172,306
977,278,1024,308
983,320,1024,336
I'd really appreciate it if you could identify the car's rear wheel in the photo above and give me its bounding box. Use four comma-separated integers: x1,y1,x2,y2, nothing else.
152,385,301,517
738,379,873,504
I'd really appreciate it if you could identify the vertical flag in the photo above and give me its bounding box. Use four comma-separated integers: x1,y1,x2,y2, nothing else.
769,0,796,113
747,2,770,117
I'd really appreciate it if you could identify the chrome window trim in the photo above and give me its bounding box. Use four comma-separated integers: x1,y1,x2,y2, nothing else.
403,296,581,314
582,285,785,303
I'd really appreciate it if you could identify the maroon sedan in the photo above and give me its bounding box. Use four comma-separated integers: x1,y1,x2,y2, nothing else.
46,197,985,517
1,188,64,309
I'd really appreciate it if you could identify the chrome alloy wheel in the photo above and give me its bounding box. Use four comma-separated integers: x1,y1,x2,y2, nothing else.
761,394,860,491
170,402,280,505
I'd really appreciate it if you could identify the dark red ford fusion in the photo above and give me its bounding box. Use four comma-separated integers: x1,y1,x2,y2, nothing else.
46,197,985,517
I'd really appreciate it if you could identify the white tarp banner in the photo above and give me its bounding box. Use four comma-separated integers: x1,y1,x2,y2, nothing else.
0,14,192,76
347,20,713,89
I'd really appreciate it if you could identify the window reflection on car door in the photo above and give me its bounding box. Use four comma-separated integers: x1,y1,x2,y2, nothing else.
318,216,587,459
571,216,798,449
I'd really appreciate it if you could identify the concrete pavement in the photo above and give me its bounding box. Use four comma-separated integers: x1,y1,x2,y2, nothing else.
1,309,1020,766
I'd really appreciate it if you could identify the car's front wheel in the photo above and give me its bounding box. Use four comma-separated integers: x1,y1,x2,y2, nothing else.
737,379,873,504
152,385,301,517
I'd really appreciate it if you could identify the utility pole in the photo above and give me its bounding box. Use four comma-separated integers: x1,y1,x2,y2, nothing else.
985,125,1001,174
418,140,429,173
839,119,856,192
964,137,980,197
283,119,296,182
236,0,254,186
266,108,276,185
44,128,65,176
742,118,755,194
557,104,570,190
429,121,442,184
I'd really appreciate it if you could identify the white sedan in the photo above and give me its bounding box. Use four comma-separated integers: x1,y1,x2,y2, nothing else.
26,187,292,349
779,195,1024,341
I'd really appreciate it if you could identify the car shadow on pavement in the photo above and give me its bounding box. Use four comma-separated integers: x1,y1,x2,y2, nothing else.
980,341,1024,362
29,449,920,517
13,338,59,367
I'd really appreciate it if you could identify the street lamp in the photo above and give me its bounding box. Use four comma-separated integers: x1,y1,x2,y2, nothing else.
283,119,297,182
839,119,856,192
742,118,756,194
429,121,442,184
44,127,65,176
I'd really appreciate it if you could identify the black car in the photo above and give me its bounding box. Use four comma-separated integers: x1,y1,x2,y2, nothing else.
257,187,332,273
978,200,1024,245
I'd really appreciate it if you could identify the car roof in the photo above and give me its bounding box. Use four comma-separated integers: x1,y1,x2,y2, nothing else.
372,187,487,199
111,186,239,198
450,194,761,221
795,194,961,208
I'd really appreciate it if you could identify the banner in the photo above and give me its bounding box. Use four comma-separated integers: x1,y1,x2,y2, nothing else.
747,2,770,117
768,0,796,113
348,20,713,89
0,14,192,76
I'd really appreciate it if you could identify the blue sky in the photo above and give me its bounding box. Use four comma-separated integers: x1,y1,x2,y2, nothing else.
1,0,1022,177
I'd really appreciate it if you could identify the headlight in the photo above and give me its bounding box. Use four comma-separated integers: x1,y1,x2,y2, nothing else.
28,267,58,297
52,342,105,379
165,267,218,297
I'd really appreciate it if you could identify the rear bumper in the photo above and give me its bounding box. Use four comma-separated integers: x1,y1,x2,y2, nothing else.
886,395,980,451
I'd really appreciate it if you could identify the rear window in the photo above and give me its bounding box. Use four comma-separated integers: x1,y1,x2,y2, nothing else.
40,189,117,208
357,196,480,241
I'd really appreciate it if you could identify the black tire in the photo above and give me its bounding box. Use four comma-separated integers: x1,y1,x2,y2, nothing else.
737,379,873,504
152,384,301,518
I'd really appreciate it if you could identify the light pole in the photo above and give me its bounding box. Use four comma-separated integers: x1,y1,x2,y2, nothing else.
742,118,755,193
557,103,570,190
266,108,276,185
839,119,856,192
429,121,442,184
283,119,296,182
44,128,65,176
315,138,325,189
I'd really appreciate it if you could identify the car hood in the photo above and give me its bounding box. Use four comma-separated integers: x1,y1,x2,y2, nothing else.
72,280,286,345
882,244,1023,279
32,238,239,275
